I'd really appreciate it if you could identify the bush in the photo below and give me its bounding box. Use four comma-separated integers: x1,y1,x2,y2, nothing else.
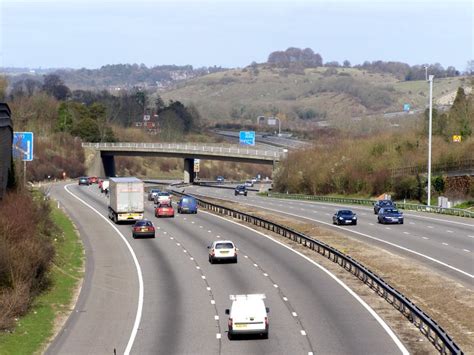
0,191,55,330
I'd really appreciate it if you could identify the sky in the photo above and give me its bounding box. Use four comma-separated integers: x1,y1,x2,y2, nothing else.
0,0,472,71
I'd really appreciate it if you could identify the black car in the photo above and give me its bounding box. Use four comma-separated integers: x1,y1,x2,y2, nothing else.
78,176,90,185
132,219,156,238
377,208,404,224
234,185,247,196
373,199,395,214
333,210,357,225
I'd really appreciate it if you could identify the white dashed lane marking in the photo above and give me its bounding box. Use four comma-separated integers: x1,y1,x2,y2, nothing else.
301,330,307,336
216,333,221,339
422,237,429,240
403,232,410,235
446,230,454,233
442,242,449,246
427,226,434,229
463,249,471,252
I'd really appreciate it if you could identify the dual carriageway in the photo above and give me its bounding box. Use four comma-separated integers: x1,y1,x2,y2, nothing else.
44,179,473,354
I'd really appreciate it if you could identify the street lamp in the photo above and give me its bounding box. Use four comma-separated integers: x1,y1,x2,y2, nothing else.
427,74,434,206
274,117,282,136
283,148,289,193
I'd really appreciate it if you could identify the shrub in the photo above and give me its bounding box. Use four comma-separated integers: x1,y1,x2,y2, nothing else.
0,191,55,330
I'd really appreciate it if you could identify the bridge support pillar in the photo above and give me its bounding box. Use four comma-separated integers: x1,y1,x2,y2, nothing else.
87,151,115,177
183,158,195,184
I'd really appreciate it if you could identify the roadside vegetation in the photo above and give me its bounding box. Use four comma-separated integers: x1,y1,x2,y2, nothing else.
274,85,474,203
0,187,84,354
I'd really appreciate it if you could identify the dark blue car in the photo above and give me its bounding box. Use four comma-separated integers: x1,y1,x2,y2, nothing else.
177,196,198,214
378,207,404,224
333,210,357,225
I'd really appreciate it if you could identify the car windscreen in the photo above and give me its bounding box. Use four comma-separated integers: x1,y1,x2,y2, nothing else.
158,192,170,196
215,243,234,249
135,220,151,226
340,210,353,215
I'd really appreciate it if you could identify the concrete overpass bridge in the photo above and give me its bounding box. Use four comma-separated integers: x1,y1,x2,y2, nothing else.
83,142,285,183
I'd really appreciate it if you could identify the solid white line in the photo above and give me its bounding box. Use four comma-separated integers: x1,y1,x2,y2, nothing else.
64,185,144,355
226,204,474,279
201,210,409,354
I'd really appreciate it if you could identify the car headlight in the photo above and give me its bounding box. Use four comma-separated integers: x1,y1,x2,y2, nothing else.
339,217,343,220
352,216,357,219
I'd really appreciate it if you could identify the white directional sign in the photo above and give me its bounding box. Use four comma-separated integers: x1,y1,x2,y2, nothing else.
267,118,277,126
194,159,200,172
13,132,34,161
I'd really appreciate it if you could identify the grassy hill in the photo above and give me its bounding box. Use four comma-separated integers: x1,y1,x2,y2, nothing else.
159,65,468,127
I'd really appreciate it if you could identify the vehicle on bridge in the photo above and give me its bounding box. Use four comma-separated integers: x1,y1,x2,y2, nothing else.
377,207,404,224
88,176,98,184
216,176,225,183
108,177,144,223
225,294,269,339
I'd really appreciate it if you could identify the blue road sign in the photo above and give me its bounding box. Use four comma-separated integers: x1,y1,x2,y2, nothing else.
239,131,256,146
13,132,34,161
403,103,410,112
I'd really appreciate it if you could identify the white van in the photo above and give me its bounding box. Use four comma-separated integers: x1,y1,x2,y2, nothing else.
225,294,269,339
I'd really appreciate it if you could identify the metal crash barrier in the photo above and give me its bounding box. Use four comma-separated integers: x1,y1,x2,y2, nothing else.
171,189,463,355
265,193,473,218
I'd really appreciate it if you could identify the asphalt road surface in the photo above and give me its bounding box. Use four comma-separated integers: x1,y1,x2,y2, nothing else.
186,185,474,288
47,182,407,354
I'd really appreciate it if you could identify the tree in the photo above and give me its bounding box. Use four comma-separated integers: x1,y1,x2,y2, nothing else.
155,95,165,112
42,74,70,100
466,60,474,76
433,176,445,194
343,60,351,68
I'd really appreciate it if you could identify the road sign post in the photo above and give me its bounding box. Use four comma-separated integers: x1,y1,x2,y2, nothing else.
13,132,34,186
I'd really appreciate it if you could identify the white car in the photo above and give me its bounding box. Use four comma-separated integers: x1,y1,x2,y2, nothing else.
208,240,237,263
154,192,171,205
225,294,269,339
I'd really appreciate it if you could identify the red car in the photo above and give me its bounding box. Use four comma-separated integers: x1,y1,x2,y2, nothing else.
155,203,175,218
88,176,98,184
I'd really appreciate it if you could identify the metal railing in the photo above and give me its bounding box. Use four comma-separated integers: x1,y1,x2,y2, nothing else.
82,142,283,159
391,159,474,177
170,189,463,354
265,193,474,218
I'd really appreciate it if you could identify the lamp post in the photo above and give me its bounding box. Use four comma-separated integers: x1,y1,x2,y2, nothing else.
427,74,434,206
283,148,289,193
274,117,281,136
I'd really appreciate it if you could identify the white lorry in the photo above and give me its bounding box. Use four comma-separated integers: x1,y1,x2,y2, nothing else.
108,177,144,223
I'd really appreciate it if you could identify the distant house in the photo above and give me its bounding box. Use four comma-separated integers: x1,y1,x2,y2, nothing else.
0,103,13,199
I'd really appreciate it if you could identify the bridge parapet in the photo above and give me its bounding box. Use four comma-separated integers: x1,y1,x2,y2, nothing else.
82,142,284,161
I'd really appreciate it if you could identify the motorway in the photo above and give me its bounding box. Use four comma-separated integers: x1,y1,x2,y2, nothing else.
47,182,407,354
186,185,474,287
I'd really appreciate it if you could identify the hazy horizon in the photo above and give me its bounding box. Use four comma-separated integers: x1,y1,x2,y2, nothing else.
1,0,472,71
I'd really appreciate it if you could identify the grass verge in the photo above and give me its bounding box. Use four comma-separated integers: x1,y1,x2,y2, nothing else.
0,202,84,355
